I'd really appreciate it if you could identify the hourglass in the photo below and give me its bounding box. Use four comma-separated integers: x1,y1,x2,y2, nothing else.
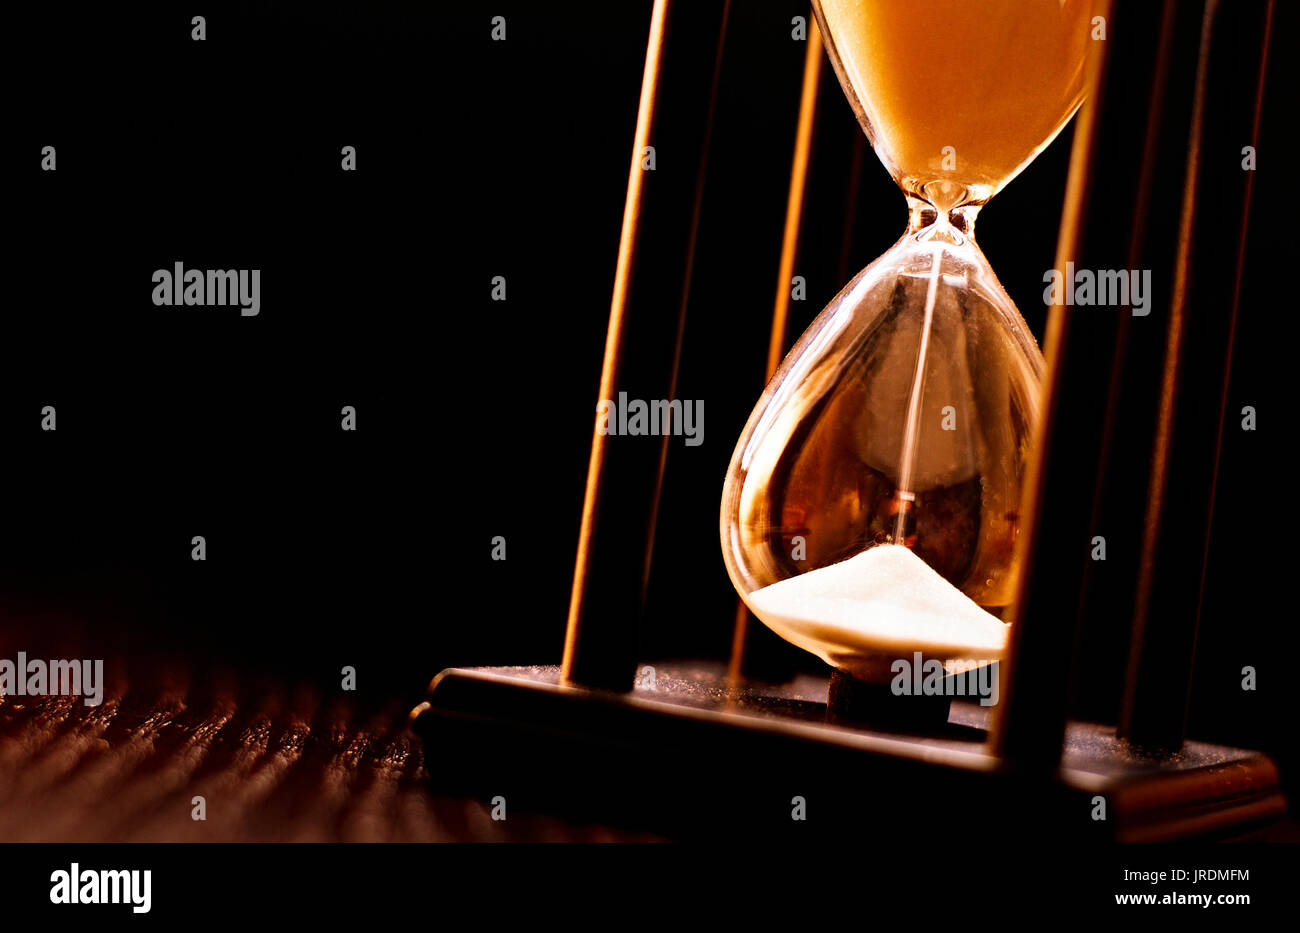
720,0,1095,683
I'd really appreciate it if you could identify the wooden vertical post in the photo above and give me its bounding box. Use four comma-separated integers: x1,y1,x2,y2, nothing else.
562,0,731,690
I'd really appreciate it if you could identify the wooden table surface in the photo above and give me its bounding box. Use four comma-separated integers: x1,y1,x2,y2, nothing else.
0,665,656,843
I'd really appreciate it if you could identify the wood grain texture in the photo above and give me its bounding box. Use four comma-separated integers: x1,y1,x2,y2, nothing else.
0,665,656,843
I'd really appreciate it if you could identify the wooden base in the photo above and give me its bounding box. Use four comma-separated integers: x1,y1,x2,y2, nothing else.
411,663,1286,842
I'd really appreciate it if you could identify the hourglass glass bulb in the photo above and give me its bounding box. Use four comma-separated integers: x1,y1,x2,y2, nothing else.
815,0,1095,207
720,0,1095,684
720,229,1043,680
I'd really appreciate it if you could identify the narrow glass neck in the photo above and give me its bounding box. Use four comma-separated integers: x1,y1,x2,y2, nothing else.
906,195,981,246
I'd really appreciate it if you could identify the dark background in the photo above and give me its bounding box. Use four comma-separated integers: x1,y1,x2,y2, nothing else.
0,1,1289,787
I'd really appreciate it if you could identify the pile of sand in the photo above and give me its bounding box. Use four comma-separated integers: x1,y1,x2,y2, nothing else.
747,545,1008,681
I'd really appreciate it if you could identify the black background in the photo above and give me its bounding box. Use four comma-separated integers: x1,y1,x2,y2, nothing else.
1,0,1291,793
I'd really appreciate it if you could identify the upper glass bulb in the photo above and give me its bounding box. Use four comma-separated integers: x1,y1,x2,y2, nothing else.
816,0,1094,208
